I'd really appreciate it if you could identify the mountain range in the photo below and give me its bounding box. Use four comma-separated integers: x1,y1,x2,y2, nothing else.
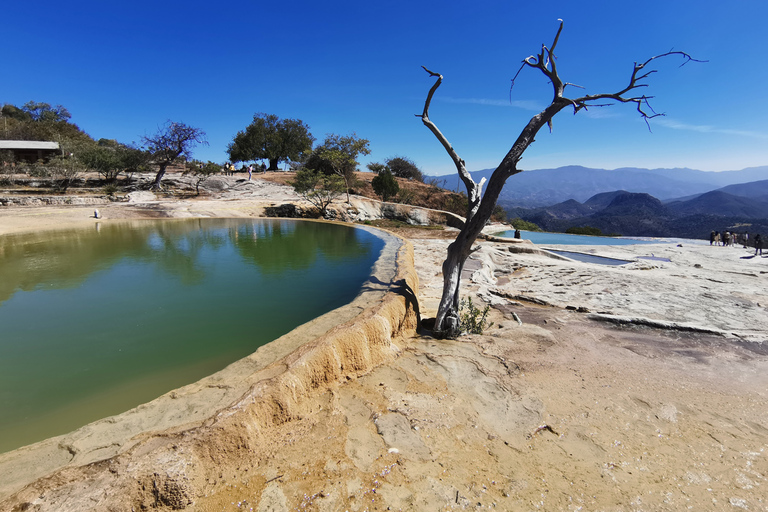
427,165,768,208
427,165,768,238
506,182,768,239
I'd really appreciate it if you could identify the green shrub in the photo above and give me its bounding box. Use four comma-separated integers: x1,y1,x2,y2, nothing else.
458,297,493,335
566,226,603,236
509,218,542,231
102,183,119,196
371,169,399,202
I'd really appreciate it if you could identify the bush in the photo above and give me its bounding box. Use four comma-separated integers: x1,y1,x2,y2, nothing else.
290,168,345,217
443,193,468,216
509,218,542,231
491,205,507,222
566,226,603,236
102,183,119,196
396,187,416,205
371,169,399,202
386,156,423,182
458,297,493,335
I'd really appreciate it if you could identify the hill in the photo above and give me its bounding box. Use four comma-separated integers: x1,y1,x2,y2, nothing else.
426,165,768,208
508,188,768,239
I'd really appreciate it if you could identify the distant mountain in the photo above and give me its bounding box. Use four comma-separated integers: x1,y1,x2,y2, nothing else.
583,190,633,210
507,187,768,239
666,190,768,218
426,165,768,208
713,179,768,200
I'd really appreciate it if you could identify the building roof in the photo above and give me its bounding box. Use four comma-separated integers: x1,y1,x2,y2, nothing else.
0,140,60,150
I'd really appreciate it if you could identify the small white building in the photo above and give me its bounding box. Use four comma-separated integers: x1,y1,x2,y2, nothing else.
0,140,62,163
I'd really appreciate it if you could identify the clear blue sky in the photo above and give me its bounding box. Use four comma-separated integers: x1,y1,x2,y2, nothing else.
4,0,767,175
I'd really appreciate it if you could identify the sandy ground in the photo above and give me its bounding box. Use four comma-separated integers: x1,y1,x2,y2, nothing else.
2,180,768,511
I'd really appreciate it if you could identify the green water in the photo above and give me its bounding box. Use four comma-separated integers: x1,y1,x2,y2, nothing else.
0,218,385,453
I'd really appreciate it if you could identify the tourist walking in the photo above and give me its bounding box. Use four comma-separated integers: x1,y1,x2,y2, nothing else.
755,234,763,256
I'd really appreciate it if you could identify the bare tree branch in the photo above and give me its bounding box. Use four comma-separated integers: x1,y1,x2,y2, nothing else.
419,21,701,337
418,66,485,221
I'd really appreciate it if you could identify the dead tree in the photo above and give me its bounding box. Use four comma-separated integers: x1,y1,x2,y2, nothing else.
419,21,700,338
143,121,207,189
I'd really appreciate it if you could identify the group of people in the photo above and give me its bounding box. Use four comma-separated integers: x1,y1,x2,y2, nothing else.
710,230,764,255
222,162,267,179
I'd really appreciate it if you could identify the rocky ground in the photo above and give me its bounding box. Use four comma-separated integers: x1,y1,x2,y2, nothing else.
1,176,768,511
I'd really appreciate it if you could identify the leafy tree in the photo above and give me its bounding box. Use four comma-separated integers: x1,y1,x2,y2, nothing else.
418,21,699,337
80,139,149,181
142,121,207,189
509,218,542,232
184,160,221,195
309,133,370,203
21,101,71,123
290,168,345,217
1,101,91,145
227,113,314,170
1,104,32,122
371,168,400,202
386,156,423,182
366,162,387,174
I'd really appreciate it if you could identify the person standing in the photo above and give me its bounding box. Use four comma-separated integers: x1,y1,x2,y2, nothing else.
248,165,253,180
755,234,763,256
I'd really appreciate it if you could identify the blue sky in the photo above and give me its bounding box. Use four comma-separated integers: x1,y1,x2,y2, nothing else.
4,0,767,175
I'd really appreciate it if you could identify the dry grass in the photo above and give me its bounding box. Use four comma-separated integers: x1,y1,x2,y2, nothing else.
261,171,470,216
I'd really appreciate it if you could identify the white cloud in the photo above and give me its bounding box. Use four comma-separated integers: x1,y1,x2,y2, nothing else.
438,96,544,112
655,118,768,140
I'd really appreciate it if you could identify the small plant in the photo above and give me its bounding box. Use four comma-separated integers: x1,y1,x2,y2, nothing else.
458,297,493,335
102,183,119,196
396,187,415,205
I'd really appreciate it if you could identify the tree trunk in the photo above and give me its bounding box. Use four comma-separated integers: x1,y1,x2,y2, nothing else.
342,173,351,203
268,158,279,171
152,162,168,189
433,240,468,336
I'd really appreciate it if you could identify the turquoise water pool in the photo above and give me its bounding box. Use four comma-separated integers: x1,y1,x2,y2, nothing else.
495,230,657,246
0,218,384,453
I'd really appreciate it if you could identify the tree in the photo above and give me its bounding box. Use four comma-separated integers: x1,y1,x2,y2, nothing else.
80,139,149,181
227,113,314,170
290,168,345,217
28,137,92,191
21,101,71,123
386,156,423,182
420,21,699,337
184,160,221,195
366,162,387,174
142,121,207,189
372,168,400,202
1,101,91,144
309,133,370,203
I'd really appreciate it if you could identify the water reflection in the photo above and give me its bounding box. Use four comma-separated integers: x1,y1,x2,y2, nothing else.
0,219,384,453
0,219,378,304
232,220,373,274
